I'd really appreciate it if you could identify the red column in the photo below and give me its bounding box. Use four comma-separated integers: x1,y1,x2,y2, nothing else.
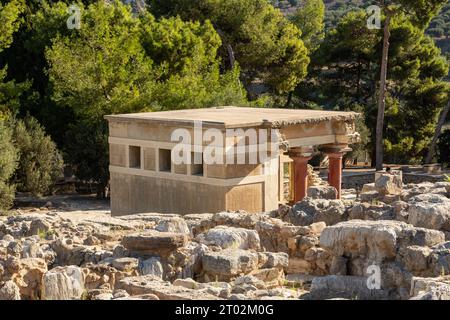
292,155,312,202
327,152,344,199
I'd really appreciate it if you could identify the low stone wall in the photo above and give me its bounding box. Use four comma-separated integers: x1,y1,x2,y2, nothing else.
327,172,445,190
341,173,375,190
402,173,445,184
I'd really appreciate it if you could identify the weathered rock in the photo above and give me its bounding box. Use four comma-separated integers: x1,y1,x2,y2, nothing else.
375,172,402,195
2,234,14,242
304,247,331,275
51,239,113,266
3,181,448,301
184,213,215,236
255,218,291,252
117,275,220,300
211,211,260,230
92,292,114,300
21,241,40,259
117,213,188,233
0,281,21,300
329,256,348,275
162,242,209,280
381,194,402,204
155,217,190,234
112,289,129,299
196,226,260,250
410,276,450,300
84,235,101,246
287,258,312,274
28,218,53,237
173,278,230,298
233,275,266,290
257,219,323,269
360,191,380,203
407,194,450,231
250,267,285,288
42,266,85,300
121,231,189,256
112,244,127,258
202,249,259,281
402,182,436,201
361,183,376,194
428,242,450,276
115,293,160,300
320,220,445,263
82,215,144,231
348,203,394,221
309,222,326,235
173,278,199,290
289,198,346,226
7,241,22,257
140,257,164,278
111,257,139,272
297,235,320,254
307,186,337,200
231,282,258,295
409,291,441,300
258,252,289,269
8,257,47,300
228,293,249,300
392,201,409,222
400,246,432,273
82,264,125,290
310,275,390,300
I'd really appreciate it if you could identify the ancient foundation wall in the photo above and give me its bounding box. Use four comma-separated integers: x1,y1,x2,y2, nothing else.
110,172,227,215
339,172,446,190
110,172,275,215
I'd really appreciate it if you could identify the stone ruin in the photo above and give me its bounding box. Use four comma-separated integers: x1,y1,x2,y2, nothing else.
0,172,449,300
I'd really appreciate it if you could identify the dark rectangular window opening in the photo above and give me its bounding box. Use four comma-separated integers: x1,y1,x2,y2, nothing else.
159,149,172,172
129,146,141,169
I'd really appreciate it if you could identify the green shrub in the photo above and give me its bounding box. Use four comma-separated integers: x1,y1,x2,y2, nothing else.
64,120,110,198
0,181,15,213
0,120,18,211
12,116,63,197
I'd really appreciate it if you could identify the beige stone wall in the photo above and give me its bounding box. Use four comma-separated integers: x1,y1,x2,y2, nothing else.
110,144,126,167
143,147,156,171
225,183,264,212
206,163,262,179
110,172,228,215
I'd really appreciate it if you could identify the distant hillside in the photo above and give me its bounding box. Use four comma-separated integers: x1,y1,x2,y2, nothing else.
428,2,450,39
272,0,449,68
274,0,448,32
429,2,450,79
322,0,372,30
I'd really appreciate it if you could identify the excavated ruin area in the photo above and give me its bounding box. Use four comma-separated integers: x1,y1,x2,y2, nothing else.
0,178,450,300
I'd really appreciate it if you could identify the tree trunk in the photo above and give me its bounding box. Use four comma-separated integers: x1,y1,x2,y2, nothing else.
285,91,293,108
425,98,450,164
375,13,391,171
216,29,235,69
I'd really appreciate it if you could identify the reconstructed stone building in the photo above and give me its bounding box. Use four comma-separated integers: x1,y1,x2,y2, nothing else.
105,107,359,215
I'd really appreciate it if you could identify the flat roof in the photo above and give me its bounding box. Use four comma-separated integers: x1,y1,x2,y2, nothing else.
105,106,359,128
